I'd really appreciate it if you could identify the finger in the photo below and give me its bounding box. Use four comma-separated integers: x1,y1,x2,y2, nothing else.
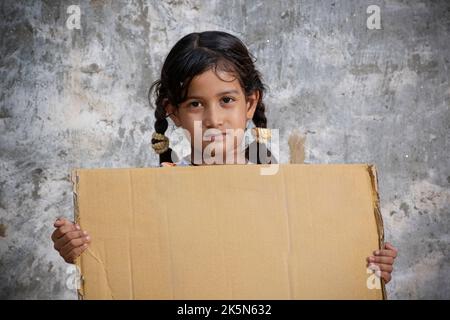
384,243,398,256
381,271,392,283
52,219,72,242
54,230,88,251
53,222,76,239
374,249,398,258
54,220,64,228
51,221,72,242
65,243,89,264
54,230,87,250
54,218,67,227
367,256,394,264
51,229,59,242
53,222,79,240
368,263,393,273
60,235,91,257
53,217,73,227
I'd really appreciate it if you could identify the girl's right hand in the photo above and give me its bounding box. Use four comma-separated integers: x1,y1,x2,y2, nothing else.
51,218,91,264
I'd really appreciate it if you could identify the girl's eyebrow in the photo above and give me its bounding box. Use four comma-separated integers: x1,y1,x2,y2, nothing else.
186,89,240,100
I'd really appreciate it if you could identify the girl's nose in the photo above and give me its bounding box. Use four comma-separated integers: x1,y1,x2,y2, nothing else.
203,104,224,128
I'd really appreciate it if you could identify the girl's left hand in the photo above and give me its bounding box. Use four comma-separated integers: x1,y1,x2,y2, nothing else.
366,242,398,284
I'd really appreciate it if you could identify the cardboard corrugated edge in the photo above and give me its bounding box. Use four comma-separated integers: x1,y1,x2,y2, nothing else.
367,164,387,300
71,169,85,300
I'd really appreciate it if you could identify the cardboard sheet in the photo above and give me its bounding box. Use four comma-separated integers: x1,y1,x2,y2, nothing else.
72,164,385,299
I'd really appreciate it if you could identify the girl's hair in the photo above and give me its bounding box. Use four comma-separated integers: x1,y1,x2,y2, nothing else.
148,31,274,165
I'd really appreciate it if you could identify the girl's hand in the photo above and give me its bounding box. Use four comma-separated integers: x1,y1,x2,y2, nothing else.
366,242,398,284
51,218,90,264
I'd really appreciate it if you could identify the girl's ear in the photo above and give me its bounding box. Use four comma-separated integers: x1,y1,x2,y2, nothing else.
245,90,260,120
164,99,182,127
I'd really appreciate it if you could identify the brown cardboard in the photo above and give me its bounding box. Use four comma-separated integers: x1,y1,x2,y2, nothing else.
72,164,385,300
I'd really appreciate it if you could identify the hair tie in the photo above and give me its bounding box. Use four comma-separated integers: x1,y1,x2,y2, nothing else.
251,127,272,144
152,132,170,154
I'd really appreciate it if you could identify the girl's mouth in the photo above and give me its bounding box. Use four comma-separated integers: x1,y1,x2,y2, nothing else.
206,132,228,142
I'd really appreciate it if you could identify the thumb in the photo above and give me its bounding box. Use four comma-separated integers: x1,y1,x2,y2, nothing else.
53,217,71,228
384,242,397,251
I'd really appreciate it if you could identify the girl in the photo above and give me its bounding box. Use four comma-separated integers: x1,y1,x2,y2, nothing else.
52,31,398,284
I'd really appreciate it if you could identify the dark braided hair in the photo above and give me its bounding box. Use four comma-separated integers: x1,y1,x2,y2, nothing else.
149,31,276,165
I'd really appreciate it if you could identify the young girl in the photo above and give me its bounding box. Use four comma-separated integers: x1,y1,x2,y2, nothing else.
52,31,398,284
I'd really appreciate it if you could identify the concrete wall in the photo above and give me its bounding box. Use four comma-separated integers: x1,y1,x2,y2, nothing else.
0,0,448,299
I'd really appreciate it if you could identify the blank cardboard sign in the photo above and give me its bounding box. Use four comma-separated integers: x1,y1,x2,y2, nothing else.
72,164,385,299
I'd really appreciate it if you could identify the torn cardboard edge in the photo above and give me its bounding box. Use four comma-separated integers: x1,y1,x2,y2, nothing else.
71,164,386,300
367,164,387,300
71,171,84,300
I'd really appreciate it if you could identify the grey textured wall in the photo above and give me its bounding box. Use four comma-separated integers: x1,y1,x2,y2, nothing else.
0,0,449,299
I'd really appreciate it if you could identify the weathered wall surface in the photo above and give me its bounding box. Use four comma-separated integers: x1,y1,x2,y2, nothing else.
0,0,448,299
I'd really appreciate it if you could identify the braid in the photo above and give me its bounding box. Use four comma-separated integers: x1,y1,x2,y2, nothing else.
245,101,275,164
149,80,178,164
252,101,267,128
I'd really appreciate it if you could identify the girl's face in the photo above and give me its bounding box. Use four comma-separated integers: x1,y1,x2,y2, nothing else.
165,68,259,164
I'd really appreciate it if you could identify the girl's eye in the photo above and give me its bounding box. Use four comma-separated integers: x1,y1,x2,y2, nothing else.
189,101,202,108
222,96,235,104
